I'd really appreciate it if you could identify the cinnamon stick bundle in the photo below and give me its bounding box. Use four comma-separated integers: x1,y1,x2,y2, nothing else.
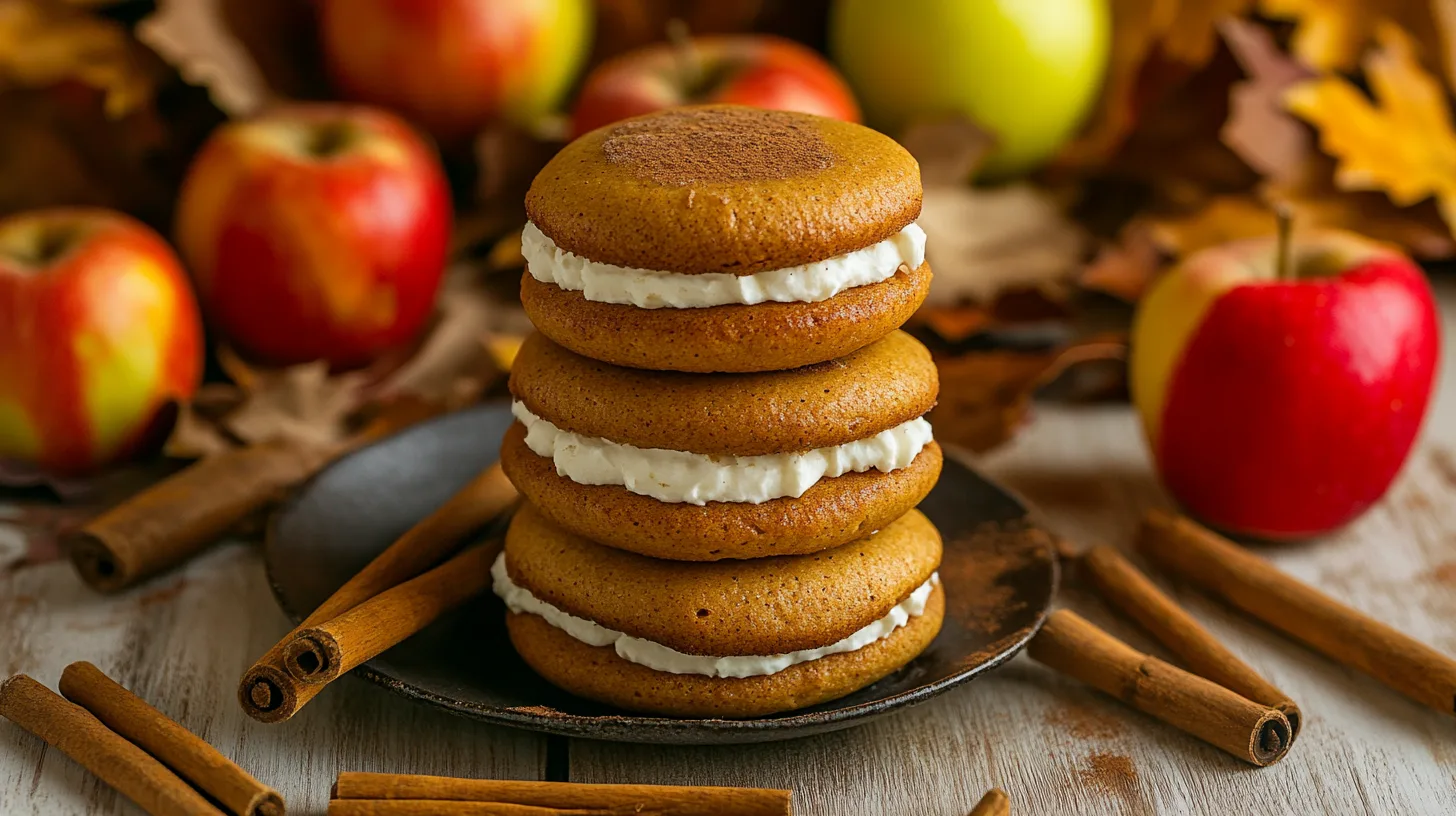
58,662,282,816
240,463,516,724
967,787,1010,816
332,772,792,816
1139,509,1456,718
0,674,226,816
65,441,337,592
1080,544,1302,739
1028,610,1292,766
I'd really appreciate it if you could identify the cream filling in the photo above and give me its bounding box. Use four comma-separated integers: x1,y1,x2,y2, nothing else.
492,553,939,679
513,401,933,506
521,220,927,309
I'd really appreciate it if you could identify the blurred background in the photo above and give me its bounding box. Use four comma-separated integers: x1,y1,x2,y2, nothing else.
1,0,1451,550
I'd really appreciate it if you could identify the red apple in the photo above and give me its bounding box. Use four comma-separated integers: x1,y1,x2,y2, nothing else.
570,34,860,138
1131,229,1440,540
317,0,594,143
175,104,451,368
0,208,203,475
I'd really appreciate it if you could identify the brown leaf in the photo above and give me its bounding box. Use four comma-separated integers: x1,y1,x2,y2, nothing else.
162,383,245,459
897,115,996,187
372,264,532,410
0,0,164,116
1079,220,1165,302
139,0,325,116
1161,0,1254,66
914,305,994,343
1219,18,1316,183
213,347,367,449
930,338,1128,453
1286,23,1456,236
1148,194,1280,255
918,183,1088,308
1054,0,1181,166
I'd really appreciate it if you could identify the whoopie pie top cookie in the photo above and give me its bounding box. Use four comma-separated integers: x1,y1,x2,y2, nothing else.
520,104,930,372
494,502,942,670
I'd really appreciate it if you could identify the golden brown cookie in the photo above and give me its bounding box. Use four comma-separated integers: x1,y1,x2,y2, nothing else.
519,261,931,373
526,105,921,275
509,329,938,455
495,504,944,717
521,105,928,372
502,423,942,560
506,586,944,718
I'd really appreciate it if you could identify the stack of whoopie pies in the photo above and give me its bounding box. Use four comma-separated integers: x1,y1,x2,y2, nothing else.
494,105,944,718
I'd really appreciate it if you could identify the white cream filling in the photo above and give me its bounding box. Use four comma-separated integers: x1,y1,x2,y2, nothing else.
492,553,939,679
513,401,933,506
522,220,927,309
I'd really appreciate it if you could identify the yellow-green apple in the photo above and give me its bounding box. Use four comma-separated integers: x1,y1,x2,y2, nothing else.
570,34,860,138
829,0,1108,177
317,0,593,143
1131,230,1440,540
0,209,203,476
175,104,451,369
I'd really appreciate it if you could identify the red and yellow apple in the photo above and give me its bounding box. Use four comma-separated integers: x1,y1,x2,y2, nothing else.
175,104,451,369
317,0,594,143
0,209,203,475
570,34,860,138
1131,229,1440,540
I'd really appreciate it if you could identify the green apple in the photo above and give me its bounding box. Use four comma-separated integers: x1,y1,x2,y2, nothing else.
830,0,1109,177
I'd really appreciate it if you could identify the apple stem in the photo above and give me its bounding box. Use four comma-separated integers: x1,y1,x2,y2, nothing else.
666,18,703,94
1275,203,1294,282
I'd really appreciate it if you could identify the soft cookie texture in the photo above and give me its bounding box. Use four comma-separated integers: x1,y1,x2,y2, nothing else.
519,262,931,373
521,105,928,372
526,105,922,275
506,586,944,718
503,502,942,657
502,423,942,559
509,330,938,456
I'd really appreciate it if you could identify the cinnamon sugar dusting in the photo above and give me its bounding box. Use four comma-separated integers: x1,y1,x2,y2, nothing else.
1078,753,1138,797
602,107,835,186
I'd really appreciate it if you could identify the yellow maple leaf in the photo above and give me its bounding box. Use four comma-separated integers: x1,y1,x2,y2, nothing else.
1260,0,1445,73
0,0,160,117
1286,23,1456,236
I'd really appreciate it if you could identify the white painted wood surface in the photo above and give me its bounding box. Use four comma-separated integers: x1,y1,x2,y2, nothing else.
2,281,1454,815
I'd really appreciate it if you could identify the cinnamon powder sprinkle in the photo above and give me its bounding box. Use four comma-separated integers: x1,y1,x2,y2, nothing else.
602,107,835,186
1078,752,1138,796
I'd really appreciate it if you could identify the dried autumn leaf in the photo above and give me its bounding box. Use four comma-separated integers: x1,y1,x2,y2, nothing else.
1286,23,1456,236
1054,0,1179,166
1079,220,1164,302
139,0,325,117
930,338,1128,453
1219,18,1316,182
897,114,996,187
1260,0,1440,74
918,183,1087,308
214,347,368,449
0,0,163,116
1161,0,1253,66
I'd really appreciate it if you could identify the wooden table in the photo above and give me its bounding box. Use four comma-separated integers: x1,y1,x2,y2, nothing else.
4,281,1455,816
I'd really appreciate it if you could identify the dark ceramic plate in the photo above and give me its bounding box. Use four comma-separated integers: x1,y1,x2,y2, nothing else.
265,403,1058,744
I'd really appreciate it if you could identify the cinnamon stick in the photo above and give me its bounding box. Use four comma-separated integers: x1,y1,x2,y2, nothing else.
65,441,337,592
1080,544,1302,739
967,787,1010,816
333,773,792,816
328,803,616,816
284,542,499,685
1028,610,1292,766
1139,509,1456,718
58,662,283,816
0,674,225,816
239,462,516,723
